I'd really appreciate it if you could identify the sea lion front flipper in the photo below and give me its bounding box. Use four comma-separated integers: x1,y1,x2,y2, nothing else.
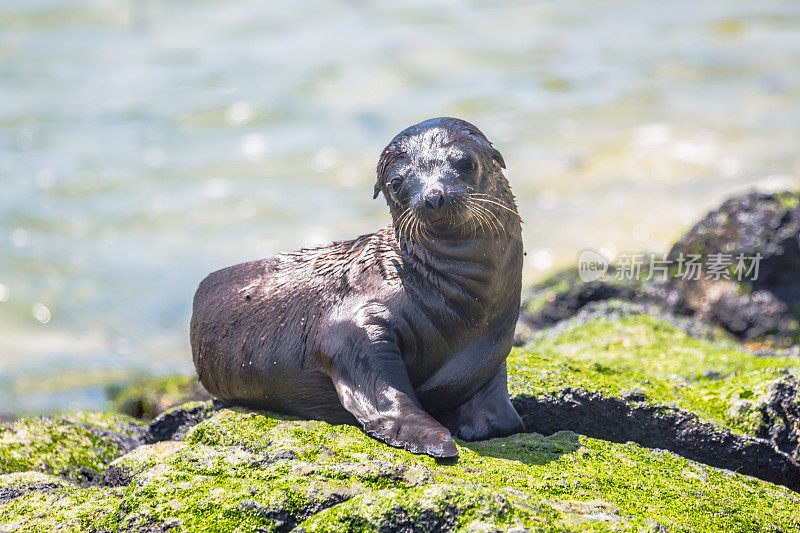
330,355,457,458
440,363,524,441
321,317,457,458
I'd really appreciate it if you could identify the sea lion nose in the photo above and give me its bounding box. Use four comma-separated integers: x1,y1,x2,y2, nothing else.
424,193,446,212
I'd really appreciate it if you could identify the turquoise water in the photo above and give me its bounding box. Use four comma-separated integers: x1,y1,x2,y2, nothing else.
2,0,799,415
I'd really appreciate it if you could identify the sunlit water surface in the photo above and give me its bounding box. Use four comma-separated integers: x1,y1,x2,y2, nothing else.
2,0,799,414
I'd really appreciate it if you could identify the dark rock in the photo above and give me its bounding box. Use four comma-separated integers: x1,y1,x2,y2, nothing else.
271,449,298,462
528,300,721,344
0,481,63,505
665,190,800,341
515,267,640,341
755,377,800,462
238,490,351,533
620,389,648,403
517,190,800,343
102,463,135,487
375,505,459,533
144,402,216,443
70,419,146,456
121,517,182,533
512,387,800,492
239,500,293,530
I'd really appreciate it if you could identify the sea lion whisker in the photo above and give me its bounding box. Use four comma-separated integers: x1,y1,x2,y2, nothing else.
410,217,421,245
467,207,478,239
413,217,424,245
482,207,501,237
475,207,491,237
470,193,519,213
466,202,489,235
394,209,406,234
399,208,414,243
469,203,490,235
471,196,522,221
468,200,500,236
477,202,504,235
470,193,519,214
395,211,406,241
420,220,431,243
420,217,433,243
464,204,480,238
400,207,419,245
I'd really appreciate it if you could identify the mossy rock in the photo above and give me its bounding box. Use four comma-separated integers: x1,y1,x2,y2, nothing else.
106,375,210,420
3,410,799,532
510,304,800,466
511,305,800,436
0,413,146,484
0,471,124,532
299,483,541,532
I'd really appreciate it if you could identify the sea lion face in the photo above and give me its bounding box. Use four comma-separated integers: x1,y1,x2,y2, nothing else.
374,117,507,237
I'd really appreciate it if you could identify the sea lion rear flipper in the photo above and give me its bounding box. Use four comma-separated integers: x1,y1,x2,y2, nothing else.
439,363,524,441
322,321,457,458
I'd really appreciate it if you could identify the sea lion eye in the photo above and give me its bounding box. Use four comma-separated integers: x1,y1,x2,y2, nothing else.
389,177,403,193
456,156,477,173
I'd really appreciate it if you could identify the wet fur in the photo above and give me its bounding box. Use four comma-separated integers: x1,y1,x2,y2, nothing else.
191,117,524,457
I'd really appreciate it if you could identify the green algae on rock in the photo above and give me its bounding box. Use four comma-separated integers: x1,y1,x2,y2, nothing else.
0,413,146,484
103,440,189,487
299,483,541,532
508,303,800,488
0,471,124,532
3,409,799,532
510,306,800,438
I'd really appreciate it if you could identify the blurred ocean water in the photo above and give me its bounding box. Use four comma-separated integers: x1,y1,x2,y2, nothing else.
1,0,799,414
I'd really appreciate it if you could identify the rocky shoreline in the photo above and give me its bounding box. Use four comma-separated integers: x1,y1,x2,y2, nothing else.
2,190,799,532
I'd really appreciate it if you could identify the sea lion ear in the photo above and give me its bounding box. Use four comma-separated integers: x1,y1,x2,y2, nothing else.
373,181,382,199
490,147,506,169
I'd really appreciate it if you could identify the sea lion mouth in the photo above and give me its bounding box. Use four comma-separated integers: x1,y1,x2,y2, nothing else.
417,201,472,231
424,215,462,234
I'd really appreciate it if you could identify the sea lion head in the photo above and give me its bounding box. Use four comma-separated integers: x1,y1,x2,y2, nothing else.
374,117,516,240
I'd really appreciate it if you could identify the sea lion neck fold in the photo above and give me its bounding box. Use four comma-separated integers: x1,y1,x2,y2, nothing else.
395,229,520,313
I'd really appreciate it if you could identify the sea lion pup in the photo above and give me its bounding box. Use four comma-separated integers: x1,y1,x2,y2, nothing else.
191,117,524,458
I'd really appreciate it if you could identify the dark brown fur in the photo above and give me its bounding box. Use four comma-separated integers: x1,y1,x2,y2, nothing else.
191,117,524,457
